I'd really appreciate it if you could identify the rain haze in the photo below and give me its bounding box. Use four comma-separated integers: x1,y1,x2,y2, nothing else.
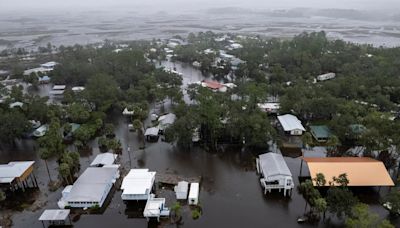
1,0,400,49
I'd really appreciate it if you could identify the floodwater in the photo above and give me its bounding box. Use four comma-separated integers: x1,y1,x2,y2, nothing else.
0,9,400,52
2,62,399,228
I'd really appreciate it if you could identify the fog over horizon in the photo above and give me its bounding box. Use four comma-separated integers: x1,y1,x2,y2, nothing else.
1,0,400,13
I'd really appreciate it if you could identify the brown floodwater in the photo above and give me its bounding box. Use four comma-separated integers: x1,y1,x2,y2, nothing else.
2,62,399,228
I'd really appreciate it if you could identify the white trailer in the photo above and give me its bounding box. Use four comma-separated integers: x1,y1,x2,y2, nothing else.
188,183,199,205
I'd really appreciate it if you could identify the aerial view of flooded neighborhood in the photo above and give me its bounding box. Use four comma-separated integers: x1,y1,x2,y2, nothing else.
1,0,400,227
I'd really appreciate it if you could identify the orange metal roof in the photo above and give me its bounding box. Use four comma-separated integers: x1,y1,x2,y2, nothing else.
203,80,224,89
303,157,394,187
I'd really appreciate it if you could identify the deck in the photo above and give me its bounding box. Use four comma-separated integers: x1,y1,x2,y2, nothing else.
156,173,201,185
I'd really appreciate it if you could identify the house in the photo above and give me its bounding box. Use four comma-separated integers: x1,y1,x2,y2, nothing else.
158,113,176,132
121,169,156,201
58,166,119,208
33,124,49,137
201,80,227,92
122,107,134,116
256,153,294,197
348,124,367,139
143,195,170,222
188,183,199,205
71,86,85,92
277,114,305,135
258,102,280,114
174,181,189,200
38,76,51,84
230,43,243,49
90,153,118,167
40,61,57,69
49,85,66,97
0,161,37,190
192,61,201,68
303,157,394,187
145,127,160,142
9,101,24,109
317,73,336,82
309,125,332,142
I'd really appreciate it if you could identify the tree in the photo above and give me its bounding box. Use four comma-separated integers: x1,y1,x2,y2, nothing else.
302,132,314,149
170,202,182,222
313,173,327,187
66,103,91,123
326,187,358,218
382,191,400,215
0,189,6,202
0,110,29,145
297,180,322,214
38,118,64,158
39,148,52,181
345,203,394,228
58,163,72,185
84,73,119,111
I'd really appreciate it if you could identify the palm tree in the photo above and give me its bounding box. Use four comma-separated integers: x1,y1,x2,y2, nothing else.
326,135,340,156
59,163,72,185
39,148,52,181
301,132,314,150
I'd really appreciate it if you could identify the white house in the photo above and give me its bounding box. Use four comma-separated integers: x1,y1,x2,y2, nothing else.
256,153,294,197
40,61,58,69
188,183,199,205
277,114,305,135
258,102,280,114
145,127,160,142
317,72,336,81
58,166,119,208
121,169,156,201
158,113,176,132
143,195,170,222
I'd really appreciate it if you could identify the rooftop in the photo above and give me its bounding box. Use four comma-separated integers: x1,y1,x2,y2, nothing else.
90,153,117,167
309,125,332,139
121,169,156,195
303,157,394,186
0,161,35,184
277,114,305,132
39,209,70,221
145,127,159,136
258,153,292,179
65,167,119,203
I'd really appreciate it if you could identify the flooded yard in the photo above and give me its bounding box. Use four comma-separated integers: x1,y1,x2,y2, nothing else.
1,61,399,228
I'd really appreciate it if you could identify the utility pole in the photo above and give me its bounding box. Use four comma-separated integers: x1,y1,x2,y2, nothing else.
127,146,132,168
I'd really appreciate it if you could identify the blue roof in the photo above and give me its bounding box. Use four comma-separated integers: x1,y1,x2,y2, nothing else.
310,125,332,138
38,75,51,81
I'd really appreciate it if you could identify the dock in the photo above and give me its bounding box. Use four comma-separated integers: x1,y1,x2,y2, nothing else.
156,173,201,185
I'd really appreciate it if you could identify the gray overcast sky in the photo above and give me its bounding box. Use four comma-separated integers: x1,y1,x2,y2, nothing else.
0,0,399,12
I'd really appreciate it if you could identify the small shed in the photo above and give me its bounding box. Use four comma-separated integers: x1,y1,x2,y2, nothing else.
174,181,189,200
39,209,71,227
188,183,199,205
277,114,305,135
309,125,332,142
256,153,294,196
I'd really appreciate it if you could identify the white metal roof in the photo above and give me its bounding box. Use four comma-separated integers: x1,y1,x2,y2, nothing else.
121,169,156,195
0,161,35,183
277,114,305,131
39,209,70,221
90,153,117,167
188,183,199,199
144,127,159,136
65,167,118,203
258,153,292,180
158,113,176,126
40,61,58,68
53,85,66,90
